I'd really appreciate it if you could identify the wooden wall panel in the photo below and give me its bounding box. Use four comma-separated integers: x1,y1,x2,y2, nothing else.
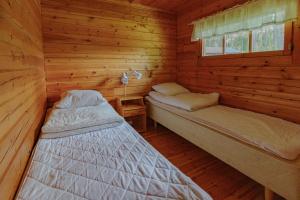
42,0,177,105
0,0,47,199
177,0,300,124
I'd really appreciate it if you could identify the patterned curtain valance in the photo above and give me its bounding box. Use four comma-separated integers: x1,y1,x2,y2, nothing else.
191,0,299,41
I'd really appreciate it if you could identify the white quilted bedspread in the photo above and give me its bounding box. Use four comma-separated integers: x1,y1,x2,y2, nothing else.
16,123,212,200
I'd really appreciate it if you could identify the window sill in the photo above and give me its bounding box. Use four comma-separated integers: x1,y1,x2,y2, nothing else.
200,50,291,60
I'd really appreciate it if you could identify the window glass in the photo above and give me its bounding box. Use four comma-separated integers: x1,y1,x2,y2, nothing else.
225,31,249,54
203,36,223,56
202,23,285,56
252,24,284,52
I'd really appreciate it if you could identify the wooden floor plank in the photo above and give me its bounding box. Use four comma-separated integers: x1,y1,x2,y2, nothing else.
141,122,284,200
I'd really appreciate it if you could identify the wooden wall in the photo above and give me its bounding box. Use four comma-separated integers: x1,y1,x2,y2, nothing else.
42,0,177,105
0,0,46,199
177,0,300,124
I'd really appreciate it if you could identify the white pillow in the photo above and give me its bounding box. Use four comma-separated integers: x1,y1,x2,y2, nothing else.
149,91,219,111
42,103,124,138
152,82,189,96
55,90,105,109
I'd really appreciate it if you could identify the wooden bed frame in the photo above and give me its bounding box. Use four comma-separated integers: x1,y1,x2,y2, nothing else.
146,102,300,200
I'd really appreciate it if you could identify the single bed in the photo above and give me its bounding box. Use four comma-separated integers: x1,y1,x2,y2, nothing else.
146,96,300,200
15,100,212,200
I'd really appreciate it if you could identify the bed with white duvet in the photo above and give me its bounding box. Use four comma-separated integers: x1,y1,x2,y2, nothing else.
15,90,212,200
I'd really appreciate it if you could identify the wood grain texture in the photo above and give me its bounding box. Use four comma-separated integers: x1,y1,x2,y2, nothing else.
42,0,177,105
0,0,47,199
142,123,284,200
129,0,190,12
128,0,217,14
177,0,300,124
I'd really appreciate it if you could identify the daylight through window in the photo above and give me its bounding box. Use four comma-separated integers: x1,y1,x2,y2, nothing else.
202,24,285,56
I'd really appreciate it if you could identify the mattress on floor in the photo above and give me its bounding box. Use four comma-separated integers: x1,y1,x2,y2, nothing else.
146,96,300,160
16,122,211,200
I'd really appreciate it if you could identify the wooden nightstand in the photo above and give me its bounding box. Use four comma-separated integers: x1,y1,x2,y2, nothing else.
117,95,146,132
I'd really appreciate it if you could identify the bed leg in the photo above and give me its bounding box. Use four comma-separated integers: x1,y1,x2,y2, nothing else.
153,120,157,129
264,187,274,200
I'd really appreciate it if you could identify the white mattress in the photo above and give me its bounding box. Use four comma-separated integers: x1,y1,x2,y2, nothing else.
16,123,212,200
146,97,300,160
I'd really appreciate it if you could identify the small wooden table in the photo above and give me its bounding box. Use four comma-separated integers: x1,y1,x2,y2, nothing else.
117,95,146,132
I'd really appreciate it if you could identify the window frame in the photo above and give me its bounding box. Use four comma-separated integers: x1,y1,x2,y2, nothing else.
200,21,293,59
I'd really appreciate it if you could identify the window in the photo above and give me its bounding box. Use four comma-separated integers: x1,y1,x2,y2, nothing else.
202,36,223,56
202,24,285,56
252,24,284,52
225,31,249,54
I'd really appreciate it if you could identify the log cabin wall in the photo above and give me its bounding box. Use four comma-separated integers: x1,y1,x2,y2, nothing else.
42,0,177,105
0,0,47,199
177,0,300,123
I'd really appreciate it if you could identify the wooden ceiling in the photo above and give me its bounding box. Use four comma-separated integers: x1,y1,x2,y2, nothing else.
126,0,212,13
130,0,191,12
95,0,208,13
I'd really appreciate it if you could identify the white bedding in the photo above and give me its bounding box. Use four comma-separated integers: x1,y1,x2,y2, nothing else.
149,91,219,111
55,90,105,109
16,123,211,200
152,82,190,96
42,102,124,138
146,96,300,160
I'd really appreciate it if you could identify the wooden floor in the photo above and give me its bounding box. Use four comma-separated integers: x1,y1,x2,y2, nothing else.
141,122,284,200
